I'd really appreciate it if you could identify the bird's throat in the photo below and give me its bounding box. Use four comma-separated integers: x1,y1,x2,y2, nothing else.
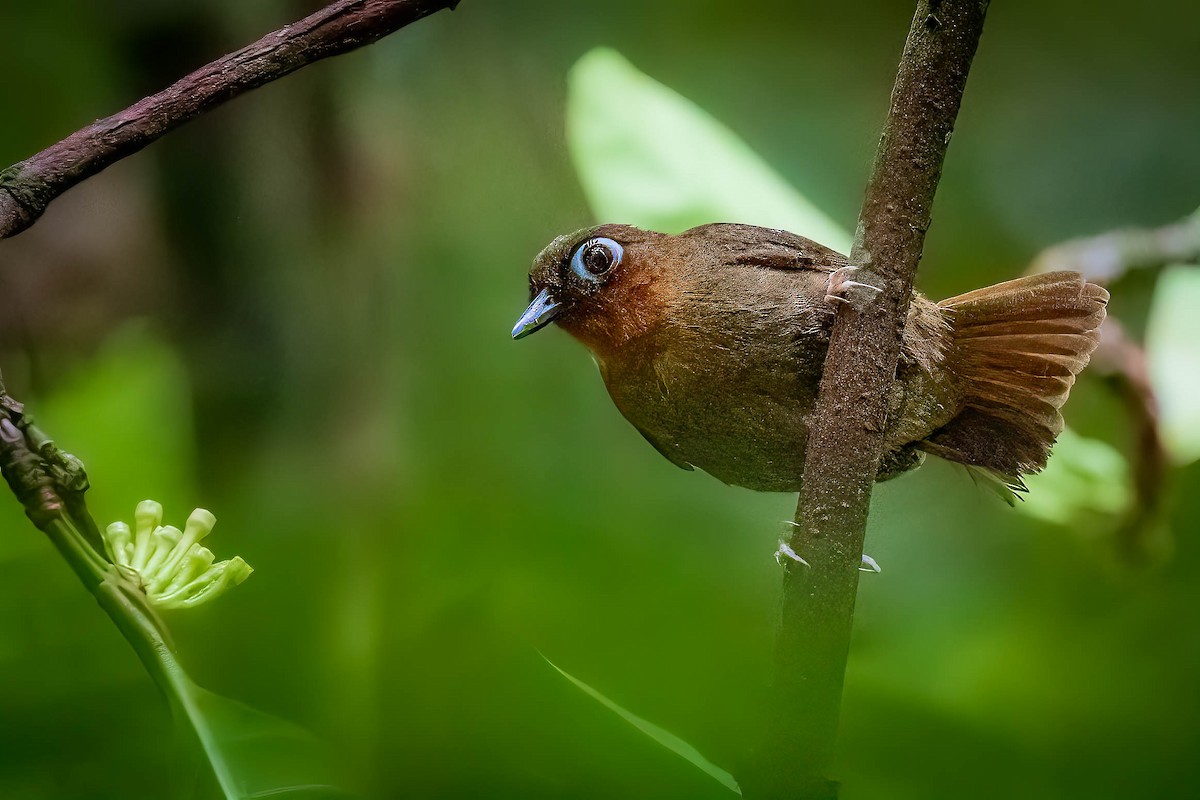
558,273,669,358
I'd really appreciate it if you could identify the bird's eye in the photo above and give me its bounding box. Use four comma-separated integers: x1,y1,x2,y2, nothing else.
582,244,612,274
570,237,623,283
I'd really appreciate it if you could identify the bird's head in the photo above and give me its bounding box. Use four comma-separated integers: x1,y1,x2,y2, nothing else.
512,224,670,356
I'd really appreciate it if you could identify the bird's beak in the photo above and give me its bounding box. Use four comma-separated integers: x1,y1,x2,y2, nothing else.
511,287,562,339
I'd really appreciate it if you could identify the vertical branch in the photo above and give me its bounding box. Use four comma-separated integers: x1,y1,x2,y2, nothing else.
748,3,990,797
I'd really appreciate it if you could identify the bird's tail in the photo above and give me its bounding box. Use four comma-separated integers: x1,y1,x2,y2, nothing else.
918,271,1109,491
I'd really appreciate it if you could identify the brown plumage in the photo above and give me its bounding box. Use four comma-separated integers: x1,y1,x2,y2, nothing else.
512,223,1108,494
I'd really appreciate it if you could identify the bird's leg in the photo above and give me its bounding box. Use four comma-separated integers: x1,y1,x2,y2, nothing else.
825,265,882,311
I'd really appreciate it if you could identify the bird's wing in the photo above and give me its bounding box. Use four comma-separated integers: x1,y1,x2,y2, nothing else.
677,223,850,274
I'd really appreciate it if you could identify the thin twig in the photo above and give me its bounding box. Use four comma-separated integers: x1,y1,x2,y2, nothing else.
0,378,230,784
1029,207,1200,281
1092,320,1168,560
0,0,459,239
746,3,990,797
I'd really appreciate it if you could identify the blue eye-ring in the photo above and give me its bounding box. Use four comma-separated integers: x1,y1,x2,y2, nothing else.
570,237,623,283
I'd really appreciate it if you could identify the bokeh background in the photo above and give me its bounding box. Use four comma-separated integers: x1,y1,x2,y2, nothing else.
2,1,1199,798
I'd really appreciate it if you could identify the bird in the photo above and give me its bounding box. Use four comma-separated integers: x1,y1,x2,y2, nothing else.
511,223,1108,495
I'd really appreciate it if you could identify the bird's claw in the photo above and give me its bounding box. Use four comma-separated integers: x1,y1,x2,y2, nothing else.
825,265,882,311
776,521,877,571
774,540,810,567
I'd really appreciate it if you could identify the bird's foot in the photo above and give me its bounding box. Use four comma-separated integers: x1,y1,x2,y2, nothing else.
775,539,881,573
825,265,882,311
774,539,810,567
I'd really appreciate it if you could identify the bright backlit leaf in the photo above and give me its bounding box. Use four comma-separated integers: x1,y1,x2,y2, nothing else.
1146,264,1200,464
568,48,851,251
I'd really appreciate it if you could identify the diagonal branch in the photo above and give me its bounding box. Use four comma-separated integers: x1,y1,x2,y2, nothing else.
1028,206,1200,280
0,0,460,239
747,3,991,797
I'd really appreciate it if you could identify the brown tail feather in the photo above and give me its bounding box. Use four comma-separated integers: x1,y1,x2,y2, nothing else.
920,271,1109,487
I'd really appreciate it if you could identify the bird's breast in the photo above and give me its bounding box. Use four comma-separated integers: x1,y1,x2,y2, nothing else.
597,305,829,492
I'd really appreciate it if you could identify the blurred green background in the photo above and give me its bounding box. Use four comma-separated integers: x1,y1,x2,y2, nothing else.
2,1,1199,798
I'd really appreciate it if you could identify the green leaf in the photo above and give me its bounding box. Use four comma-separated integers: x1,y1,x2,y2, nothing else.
1146,264,1200,464
567,48,852,251
543,655,742,795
